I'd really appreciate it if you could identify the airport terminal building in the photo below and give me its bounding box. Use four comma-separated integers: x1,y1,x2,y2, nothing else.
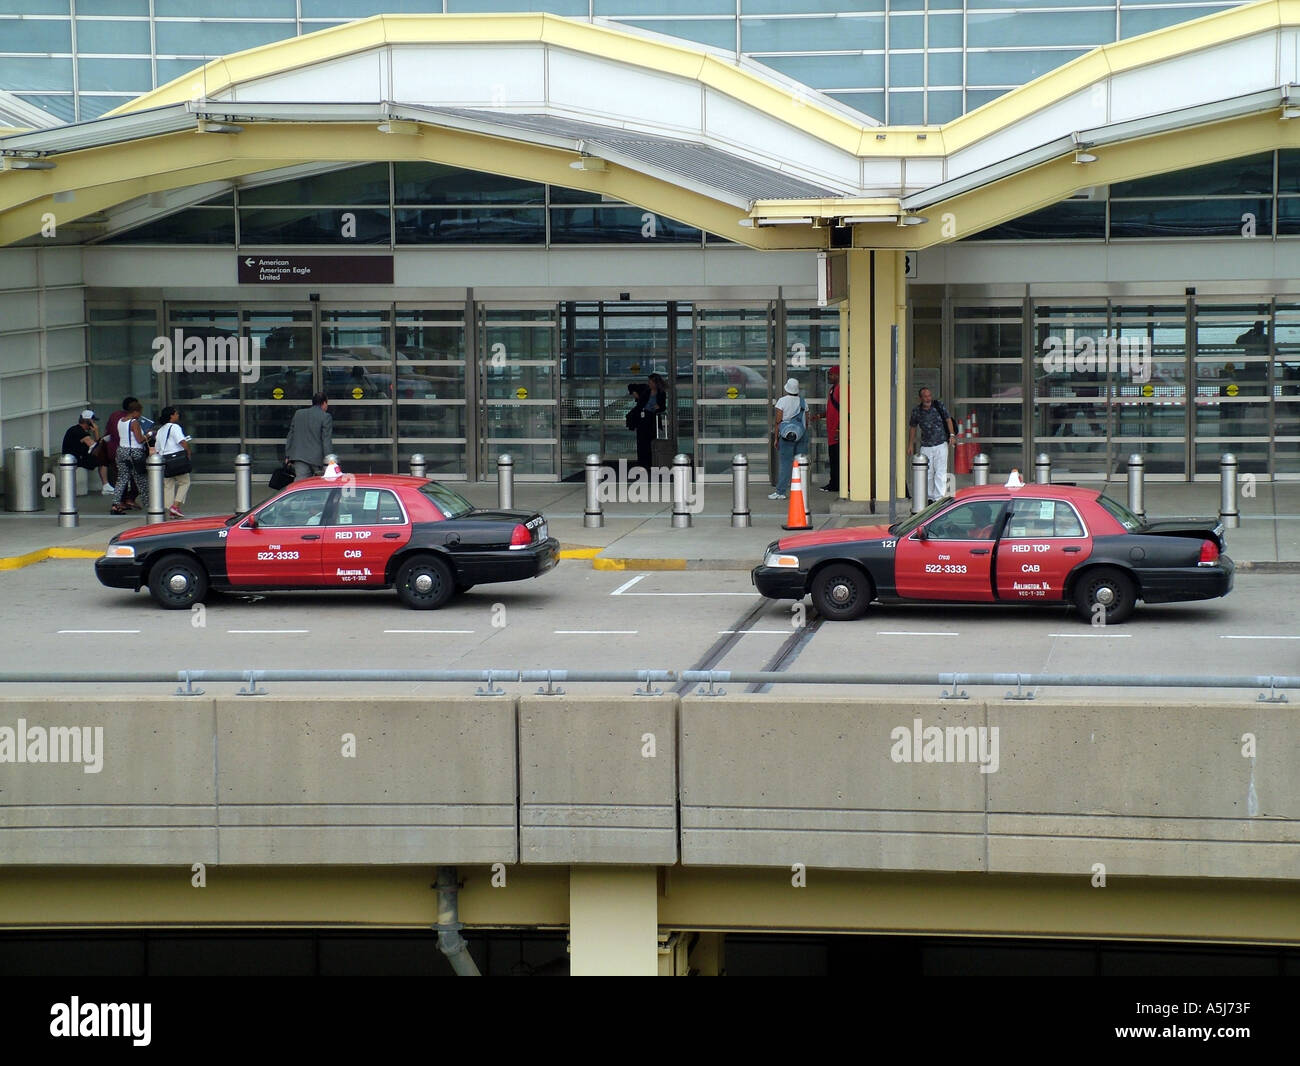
4,2,1300,499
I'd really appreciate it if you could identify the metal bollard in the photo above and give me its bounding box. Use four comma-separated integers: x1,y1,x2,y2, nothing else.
671,452,692,529
497,453,514,510
584,453,604,529
1035,452,1051,485
409,453,426,479
972,452,989,487
731,453,750,528
797,453,811,527
146,452,165,524
57,453,78,528
910,453,929,514
234,453,252,513
1127,453,1146,520
1219,452,1239,529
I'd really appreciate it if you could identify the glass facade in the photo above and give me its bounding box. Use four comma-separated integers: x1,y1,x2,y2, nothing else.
916,295,1300,480
0,1,1250,125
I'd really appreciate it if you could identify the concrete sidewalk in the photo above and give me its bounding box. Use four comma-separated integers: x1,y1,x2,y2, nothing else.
1,476,1296,570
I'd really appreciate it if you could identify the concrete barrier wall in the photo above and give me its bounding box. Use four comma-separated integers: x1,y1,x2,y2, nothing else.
679,696,1300,880
2,694,1296,879
518,695,676,864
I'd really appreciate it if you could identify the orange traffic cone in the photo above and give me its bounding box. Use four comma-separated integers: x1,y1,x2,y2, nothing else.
782,456,812,531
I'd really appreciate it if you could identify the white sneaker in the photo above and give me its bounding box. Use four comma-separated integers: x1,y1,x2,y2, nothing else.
768,491,787,500
101,483,114,495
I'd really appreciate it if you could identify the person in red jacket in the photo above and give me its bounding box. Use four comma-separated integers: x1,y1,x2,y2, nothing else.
814,366,841,492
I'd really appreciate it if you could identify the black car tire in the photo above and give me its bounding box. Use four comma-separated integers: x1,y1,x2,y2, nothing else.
395,554,454,610
148,553,209,610
1072,566,1136,625
811,563,873,621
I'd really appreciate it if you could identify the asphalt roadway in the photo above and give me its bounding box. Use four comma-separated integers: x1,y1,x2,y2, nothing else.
5,557,1296,702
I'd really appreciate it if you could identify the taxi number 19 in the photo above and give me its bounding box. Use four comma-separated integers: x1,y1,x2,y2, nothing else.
925,563,967,574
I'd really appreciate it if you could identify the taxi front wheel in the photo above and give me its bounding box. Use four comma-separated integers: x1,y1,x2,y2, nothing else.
1072,566,1135,625
811,563,873,621
395,555,454,610
148,553,209,610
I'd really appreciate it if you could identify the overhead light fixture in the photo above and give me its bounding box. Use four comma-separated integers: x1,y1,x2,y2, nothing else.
737,219,754,228
1073,151,1098,164
756,217,814,226
570,156,607,172
898,214,928,226
196,119,243,134
53,190,75,203
3,157,56,170
1283,105,1300,120
840,215,898,224
376,119,419,135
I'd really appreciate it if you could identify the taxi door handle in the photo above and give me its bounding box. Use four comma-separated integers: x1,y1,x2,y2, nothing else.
970,548,990,555
301,534,320,540
1063,546,1082,553
383,532,401,539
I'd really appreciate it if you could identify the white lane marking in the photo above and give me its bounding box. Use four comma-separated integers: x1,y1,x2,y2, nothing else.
226,629,310,634
384,629,475,634
610,575,646,596
619,592,755,597
1220,634,1300,640
58,629,140,634
1047,633,1131,638
718,629,791,635
554,629,638,635
877,630,959,636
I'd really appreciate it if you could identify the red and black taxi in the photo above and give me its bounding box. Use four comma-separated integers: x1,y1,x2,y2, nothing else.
95,474,559,610
752,483,1232,624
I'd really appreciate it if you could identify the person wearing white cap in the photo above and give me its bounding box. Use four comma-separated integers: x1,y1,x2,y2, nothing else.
770,377,808,500
60,410,110,493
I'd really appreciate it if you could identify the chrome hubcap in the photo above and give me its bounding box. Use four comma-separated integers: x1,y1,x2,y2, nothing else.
1095,585,1116,606
831,582,852,605
414,573,434,594
167,572,189,594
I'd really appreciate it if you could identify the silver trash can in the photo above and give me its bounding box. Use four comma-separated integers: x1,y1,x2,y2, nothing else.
4,446,45,512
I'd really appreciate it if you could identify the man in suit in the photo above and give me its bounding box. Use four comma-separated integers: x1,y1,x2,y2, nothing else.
285,392,334,480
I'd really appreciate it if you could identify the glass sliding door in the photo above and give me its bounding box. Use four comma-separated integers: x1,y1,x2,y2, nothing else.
166,305,242,476
784,306,841,482
319,307,395,474
478,306,559,479
953,304,1024,475
1272,304,1300,477
693,305,774,479
395,306,468,479
1193,305,1272,477
1030,303,1113,478
1112,304,1189,478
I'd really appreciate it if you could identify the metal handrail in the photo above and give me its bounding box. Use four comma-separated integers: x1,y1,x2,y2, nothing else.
0,669,1292,701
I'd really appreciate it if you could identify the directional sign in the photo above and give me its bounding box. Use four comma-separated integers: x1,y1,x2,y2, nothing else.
904,251,918,278
237,255,394,285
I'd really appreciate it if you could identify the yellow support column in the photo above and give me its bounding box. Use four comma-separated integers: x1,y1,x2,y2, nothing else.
569,866,659,976
841,249,907,504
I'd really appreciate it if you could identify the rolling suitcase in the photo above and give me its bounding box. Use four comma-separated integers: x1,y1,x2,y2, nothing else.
650,414,676,470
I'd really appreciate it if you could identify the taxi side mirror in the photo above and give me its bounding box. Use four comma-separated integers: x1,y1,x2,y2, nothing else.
245,514,258,530
916,524,928,541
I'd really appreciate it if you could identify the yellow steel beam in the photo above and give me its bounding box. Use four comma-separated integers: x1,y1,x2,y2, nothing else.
0,123,816,250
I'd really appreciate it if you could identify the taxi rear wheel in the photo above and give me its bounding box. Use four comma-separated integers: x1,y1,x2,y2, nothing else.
811,563,873,621
148,553,209,610
395,555,454,610
1072,566,1135,625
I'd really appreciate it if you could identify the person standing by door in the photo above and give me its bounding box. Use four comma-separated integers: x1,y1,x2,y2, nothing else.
813,365,841,492
285,392,334,480
770,377,808,500
154,405,193,519
907,386,956,504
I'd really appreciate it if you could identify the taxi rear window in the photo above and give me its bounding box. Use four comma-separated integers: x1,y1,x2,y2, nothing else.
1097,493,1144,532
419,482,474,519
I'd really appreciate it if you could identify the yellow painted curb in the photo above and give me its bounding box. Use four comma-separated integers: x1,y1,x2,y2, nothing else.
558,547,601,559
592,557,687,571
0,546,103,570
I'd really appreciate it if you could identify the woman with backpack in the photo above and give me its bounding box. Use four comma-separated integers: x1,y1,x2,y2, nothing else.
770,377,808,500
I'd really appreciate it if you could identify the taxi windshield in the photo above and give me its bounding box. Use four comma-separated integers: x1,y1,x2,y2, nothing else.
419,481,474,519
889,496,953,536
